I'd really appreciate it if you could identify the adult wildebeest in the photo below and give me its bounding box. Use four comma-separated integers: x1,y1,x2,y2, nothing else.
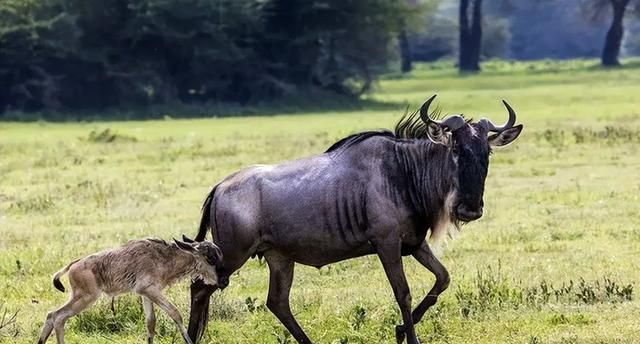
186,95,523,344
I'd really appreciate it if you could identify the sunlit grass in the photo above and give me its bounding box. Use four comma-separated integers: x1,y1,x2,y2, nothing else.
1,59,640,343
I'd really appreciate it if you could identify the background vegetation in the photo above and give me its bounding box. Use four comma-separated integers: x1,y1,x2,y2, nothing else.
2,0,640,117
0,0,409,114
1,59,640,343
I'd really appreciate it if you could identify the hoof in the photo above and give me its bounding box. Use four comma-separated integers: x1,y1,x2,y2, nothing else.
219,276,229,289
395,324,406,344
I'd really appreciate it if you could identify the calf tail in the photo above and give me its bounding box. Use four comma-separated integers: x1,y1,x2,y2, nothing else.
52,258,80,292
195,185,218,242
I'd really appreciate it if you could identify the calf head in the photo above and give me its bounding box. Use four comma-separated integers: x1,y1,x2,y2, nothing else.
174,239,223,286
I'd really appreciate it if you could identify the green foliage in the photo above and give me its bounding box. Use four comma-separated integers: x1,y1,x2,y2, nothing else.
535,126,640,147
410,12,511,61
9,194,55,213
85,129,138,143
349,304,367,331
0,0,266,111
481,17,511,58
0,303,19,339
0,0,411,116
410,16,457,61
70,296,145,334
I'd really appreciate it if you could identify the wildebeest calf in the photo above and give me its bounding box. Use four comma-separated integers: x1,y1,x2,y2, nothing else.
37,238,222,344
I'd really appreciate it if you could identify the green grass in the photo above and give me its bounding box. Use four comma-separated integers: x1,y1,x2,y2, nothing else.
2,58,640,344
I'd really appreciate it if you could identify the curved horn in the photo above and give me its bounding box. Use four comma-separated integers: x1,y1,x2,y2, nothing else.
483,100,517,132
420,94,466,131
419,94,437,124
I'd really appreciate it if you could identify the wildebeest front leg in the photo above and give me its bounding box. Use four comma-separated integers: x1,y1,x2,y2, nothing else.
187,279,218,343
265,252,313,344
377,242,420,344
395,241,449,344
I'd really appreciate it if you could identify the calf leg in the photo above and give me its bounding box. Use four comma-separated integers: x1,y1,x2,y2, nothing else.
264,252,312,344
43,289,100,344
141,288,193,344
141,296,156,344
377,241,420,344
37,312,55,344
395,241,449,343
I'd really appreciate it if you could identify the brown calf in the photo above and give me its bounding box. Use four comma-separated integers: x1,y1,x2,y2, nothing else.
37,238,222,344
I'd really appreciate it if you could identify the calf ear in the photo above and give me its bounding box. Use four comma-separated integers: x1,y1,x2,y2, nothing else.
174,239,195,252
181,234,196,243
488,124,523,147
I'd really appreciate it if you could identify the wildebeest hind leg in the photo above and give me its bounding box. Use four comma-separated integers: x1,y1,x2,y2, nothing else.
395,241,449,343
265,252,313,344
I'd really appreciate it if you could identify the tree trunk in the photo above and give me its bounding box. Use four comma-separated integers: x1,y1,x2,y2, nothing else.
469,0,482,71
399,0,416,73
459,0,482,72
459,0,470,70
601,0,629,66
399,28,412,73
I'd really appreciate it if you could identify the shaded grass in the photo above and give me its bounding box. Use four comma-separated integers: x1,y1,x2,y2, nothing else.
0,90,400,122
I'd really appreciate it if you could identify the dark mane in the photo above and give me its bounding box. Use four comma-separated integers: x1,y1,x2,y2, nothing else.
325,106,446,153
324,130,394,153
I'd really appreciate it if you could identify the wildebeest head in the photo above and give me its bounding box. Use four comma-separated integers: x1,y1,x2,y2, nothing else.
420,95,523,222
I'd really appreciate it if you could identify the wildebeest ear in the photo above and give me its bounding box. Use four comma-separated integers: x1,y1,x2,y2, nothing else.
181,234,196,243
426,122,449,146
488,124,523,147
174,239,195,252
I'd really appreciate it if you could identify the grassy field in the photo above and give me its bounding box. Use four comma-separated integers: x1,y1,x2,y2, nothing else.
1,59,640,344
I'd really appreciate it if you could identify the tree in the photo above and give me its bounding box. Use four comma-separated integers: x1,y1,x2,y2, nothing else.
398,27,413,72
459,0,483,72
398,0,421,73
261,0,408,95
602,0,631,65
583,0,639,66
1,0,411,115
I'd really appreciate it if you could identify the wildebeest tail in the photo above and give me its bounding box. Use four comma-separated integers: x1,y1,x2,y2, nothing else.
52,258,80,292
195,185,218,242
